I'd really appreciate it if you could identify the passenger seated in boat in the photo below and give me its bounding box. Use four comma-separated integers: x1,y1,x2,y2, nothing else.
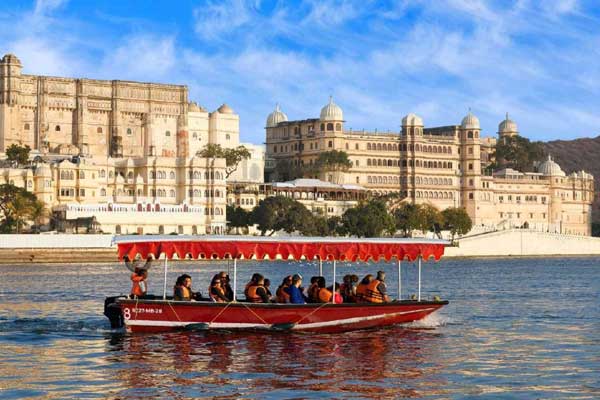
316,277,332,303
263,279,273,301
332,283,343,304
355,274,374,303
209,275,230,303
363,271,390,303
130,267,148,299
174,274,195,301
276,275,292,303
218,271,234,301
306,276,321,303
244,273,262,298
340,274,357,303
245,273,270,303
285,274,307,304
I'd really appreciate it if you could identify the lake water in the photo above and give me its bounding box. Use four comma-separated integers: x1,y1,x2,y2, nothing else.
0,257,599,399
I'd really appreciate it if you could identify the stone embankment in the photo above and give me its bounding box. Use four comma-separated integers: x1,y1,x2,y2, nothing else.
0,234,116,264
445,229,600,257
0,230,599,263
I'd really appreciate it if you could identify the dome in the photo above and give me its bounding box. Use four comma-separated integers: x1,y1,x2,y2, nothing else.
1,53,21,65
461,111,480,130
217,103,234,114
538,155,565,177
188,101,206,113
266,104,288,128
320,96,343,121
498,113,518,134
402,113,423,127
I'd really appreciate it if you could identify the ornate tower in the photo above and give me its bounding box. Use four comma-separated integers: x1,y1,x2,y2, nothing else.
0,54,23,151
459,110,482,223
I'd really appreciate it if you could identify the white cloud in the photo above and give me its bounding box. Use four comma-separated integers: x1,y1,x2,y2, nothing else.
34,0,68,16
193,0,254,40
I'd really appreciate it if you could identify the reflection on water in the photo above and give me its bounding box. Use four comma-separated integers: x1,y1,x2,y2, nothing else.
0,257,599,399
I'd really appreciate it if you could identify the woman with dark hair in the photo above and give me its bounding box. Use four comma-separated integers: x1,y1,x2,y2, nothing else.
209,275,230,303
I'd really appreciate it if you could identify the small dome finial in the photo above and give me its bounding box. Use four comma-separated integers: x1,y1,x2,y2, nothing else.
505,112,509,120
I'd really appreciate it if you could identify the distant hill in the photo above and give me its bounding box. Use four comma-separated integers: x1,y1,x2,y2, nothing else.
543,135,600,221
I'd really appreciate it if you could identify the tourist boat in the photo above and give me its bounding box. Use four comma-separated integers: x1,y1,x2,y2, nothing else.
104,236,449,333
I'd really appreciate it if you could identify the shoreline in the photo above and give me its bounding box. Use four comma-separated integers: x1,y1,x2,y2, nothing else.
0,248,598,264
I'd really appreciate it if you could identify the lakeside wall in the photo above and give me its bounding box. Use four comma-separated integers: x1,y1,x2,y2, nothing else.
0,231,599,263
445,229,600,257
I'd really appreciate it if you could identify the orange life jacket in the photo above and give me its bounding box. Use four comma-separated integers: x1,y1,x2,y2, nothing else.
174,285,192,301
276,284,290,303
363,279,385,303
355,282,369,303
317,287,333,303
210,285,226,303
131,273,146,297
246,285,265,303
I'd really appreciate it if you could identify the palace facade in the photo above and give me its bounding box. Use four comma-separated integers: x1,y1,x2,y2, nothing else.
265,99,594,235
0,53,261,234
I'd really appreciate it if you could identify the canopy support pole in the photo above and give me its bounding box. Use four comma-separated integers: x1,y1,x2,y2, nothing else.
417,256,422,302
397,259,402,301
233,258,238,302
162,256,168,300
332,260,336,303
319,259,323,276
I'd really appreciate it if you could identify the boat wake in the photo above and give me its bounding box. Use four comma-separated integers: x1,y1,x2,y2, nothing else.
0,317,110,338
403,312,451,329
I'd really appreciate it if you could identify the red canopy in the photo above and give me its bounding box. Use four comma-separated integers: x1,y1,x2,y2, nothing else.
116,236,447,262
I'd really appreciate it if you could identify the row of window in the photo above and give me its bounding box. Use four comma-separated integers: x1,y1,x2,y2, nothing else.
499,195,547,204
416,191,455,199
188,189,223,198
499,212,547,220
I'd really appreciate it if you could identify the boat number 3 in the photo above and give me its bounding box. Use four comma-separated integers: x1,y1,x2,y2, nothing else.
123,308,131,320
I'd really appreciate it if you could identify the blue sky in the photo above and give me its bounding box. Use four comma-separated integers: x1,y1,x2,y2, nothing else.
1,0,599,144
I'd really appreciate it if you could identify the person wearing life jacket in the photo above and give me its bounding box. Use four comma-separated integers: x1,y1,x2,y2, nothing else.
363,271,390,303
218,271,234,301
174,274,194,301
306,276,321,303
130,267,147,298
314,277,332,303
355,274,374,303
340,274,356,303
209,275,230,303
263,279,273,301
245,274,270,303
244,273,261,299
276,275,292,303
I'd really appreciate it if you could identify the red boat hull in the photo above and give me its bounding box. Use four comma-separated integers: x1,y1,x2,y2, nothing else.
115,299,448,333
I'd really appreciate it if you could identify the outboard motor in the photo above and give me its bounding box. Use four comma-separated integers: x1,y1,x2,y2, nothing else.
104,296,126,329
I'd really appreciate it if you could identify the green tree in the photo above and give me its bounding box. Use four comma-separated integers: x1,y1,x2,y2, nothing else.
251,196,313,236
0,184,45,233
441,207,473,243
314,150,352,172
412,204,443,235
341,199,395,237
272,159,304,181
198,144,251,178
491,136,546,172
226,204,252,234
393,202,419,237
6,144,31,167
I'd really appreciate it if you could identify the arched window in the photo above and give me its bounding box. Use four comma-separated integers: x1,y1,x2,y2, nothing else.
367,159,372,166
96,127,103,133
193,171,199,179
367,143,372,150
101,188,106,196
226,134,231,140
127,128,132,136
169,171,175,179
170,189,175,197
382,144,387,151
55,125,61,131
100,170,105,178
109,171,114,179
335,123,341,131
127,171,133,179
377,143,382,151
165,130,171,137
320,123,325,131
326,123,334,131
467,131,473,139
79,171,85,179
377,159,382,166
193,189,199,196
328,141,333,148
